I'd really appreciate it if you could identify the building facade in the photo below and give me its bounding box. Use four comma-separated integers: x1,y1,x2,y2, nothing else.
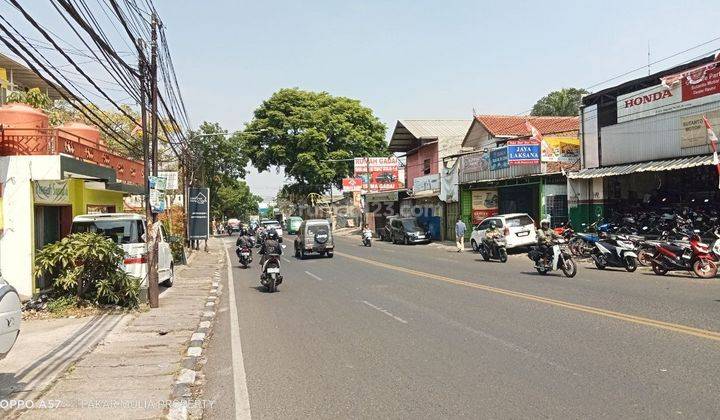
388,119,471,241
569,53,720,227
457,115,580,234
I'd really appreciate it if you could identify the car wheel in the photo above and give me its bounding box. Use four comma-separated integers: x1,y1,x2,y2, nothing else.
471,240,479,252
327,252,334,258
161,264,174,287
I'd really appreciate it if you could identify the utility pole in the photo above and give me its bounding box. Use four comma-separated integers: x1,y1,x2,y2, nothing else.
146,14,160,308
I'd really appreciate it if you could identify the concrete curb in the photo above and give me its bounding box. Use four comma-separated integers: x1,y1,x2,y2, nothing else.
167,254,224,420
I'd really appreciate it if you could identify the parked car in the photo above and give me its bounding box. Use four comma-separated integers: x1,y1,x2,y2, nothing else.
390,217,431,245
71,213,175,288
285,216,303,235
380,215,400,241
295,219,334,259
471,213,537,251
261,219,283,237
0,273,21,360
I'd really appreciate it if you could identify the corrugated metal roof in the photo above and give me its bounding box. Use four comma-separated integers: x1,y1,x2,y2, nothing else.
389,120,471,152
568,155,715,179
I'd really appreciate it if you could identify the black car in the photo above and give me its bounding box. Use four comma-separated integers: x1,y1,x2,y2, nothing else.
390,217,431,245
380,215,400,241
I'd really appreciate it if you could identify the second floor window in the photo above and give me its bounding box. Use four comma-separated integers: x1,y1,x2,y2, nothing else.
423,159,431,175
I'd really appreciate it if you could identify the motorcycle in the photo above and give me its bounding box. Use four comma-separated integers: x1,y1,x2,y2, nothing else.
591,235,638,272
248,235,256,248
528,239,577,277
650,232,718,278
480,235,508,263
237,246,252,268
362,230,372,247
260,253,283,292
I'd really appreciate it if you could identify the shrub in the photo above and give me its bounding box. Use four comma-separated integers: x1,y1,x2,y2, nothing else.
34,233,140,308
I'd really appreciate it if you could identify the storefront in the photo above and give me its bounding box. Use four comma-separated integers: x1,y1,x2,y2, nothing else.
571,53,720,227
0,155,141,298
364,189,409,236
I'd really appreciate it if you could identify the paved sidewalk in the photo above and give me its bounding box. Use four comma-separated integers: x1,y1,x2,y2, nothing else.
12,239,223,419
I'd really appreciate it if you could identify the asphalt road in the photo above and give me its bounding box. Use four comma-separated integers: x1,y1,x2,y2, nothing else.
203,234,720,419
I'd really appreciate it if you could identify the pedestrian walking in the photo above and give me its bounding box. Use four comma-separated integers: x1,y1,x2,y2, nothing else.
455,217,466,252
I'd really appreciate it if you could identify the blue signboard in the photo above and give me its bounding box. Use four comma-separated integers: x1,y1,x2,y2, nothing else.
507,141,540,165
489,147,509,171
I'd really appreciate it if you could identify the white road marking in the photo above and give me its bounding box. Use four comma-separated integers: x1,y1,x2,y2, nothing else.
305,271,323,281
361,300,408,324
224,246,252,420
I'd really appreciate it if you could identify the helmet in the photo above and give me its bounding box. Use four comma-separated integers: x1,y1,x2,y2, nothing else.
489,221,496,228
540,219,550,229
267,228,278,240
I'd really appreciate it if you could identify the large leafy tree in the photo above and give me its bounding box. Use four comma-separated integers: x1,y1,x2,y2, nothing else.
187,121,250,216
531,88,589,117
215,178,262,219
239,88,388,198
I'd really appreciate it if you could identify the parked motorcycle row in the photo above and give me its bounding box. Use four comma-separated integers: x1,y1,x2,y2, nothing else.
558,213,720,279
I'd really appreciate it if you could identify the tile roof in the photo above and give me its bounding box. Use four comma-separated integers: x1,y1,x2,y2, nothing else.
473,115,579,137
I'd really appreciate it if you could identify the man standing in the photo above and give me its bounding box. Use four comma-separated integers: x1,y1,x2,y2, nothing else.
455,217,466,252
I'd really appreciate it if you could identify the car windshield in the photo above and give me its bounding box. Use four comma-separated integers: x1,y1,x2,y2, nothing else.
402,219,421,231
263,221,280,228
506,215,534,227
72,220,144,244
307,224,330,235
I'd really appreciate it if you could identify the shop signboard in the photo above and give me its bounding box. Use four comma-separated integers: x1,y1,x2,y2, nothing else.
617,64,720,123
541,136,581,172
681,110,720,149
157,171,179,190
440,161,459,203
354,157,399,191
413,173,440,194
33,180,70,205
462,152,489,172
342,177,364,192
148,176,167,213
365,191,398,203
507,141,540,165
188,187,209,240
471,189,498,224
489,147,509,170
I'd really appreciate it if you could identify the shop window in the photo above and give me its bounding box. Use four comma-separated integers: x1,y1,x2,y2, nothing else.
423,159,431,175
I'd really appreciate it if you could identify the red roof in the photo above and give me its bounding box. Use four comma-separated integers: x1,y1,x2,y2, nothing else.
473,115,579,137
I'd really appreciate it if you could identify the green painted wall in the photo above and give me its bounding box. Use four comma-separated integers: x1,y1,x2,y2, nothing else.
459,187,473,238
68,179,124,216
569,203,604,228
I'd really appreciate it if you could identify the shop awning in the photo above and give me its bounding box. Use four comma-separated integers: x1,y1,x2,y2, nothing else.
411,190,440,199
568,155,715,179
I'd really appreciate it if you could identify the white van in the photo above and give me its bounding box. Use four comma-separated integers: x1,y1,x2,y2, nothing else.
71,213,175,288
471,213,538,250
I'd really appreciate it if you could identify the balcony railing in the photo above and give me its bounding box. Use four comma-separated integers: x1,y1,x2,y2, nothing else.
0,127,144,185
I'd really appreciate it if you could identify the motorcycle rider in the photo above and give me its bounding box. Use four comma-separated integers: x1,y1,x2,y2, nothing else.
537,219,561,264
259,228,283,268
483,220,503,252
362,223,372,243
235,229,253,260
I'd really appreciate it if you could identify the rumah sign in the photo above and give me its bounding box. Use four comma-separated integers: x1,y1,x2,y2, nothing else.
341,177,364,192
353,157,399,191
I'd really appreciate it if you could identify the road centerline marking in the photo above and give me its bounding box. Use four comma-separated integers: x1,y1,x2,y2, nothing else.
224,246,252,419
336,251,720,342
305,271,323,281
362,300,408,324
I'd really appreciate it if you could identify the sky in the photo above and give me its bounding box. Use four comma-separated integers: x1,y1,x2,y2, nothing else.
5,1,720,201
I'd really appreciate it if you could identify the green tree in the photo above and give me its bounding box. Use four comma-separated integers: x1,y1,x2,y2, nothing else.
531,88,589,117
215,178,262,219
239,88,388,197
187,121,250,214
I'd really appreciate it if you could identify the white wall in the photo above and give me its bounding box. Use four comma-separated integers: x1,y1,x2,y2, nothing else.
0,156,62,298
581,105,599,168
